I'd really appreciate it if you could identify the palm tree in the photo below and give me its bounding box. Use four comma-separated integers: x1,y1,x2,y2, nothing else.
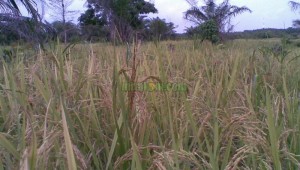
0,14,55,45
184,0,251,34
289,1,300,11
0,0,41,19
0,1,55,49
292,20,300,28
289,1,300,28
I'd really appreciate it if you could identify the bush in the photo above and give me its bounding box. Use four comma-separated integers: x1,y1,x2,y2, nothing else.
295,42,300,47
281,37,292,46
199,20,219,44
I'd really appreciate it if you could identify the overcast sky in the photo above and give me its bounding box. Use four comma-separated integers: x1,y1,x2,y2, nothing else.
45,0,300,33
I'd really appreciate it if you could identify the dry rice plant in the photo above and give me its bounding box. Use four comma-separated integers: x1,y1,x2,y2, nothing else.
0,39,300,169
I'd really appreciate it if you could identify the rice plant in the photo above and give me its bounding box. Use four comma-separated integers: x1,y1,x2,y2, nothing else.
0,39,300,169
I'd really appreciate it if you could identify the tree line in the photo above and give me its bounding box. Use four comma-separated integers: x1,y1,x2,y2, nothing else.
0,0,299,45
0,0,176,45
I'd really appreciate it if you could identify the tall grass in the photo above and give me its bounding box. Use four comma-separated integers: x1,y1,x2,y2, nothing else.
0,39,300,169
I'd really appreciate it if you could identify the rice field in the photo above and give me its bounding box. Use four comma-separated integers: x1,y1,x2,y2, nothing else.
1,39,300,169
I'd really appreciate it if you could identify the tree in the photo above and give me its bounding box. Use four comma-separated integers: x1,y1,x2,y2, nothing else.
185,26,199,35
51,21,80,42
292,20,300,28
79,5,107,26
78,4,109,42
199,19,219,43
85,0,157,42
47,0,76,43
289,1,300,10
144,17,176,41
0,14,56,48
0,0,42,20
289,1,300,28
184,0,251,40
0,0,57,48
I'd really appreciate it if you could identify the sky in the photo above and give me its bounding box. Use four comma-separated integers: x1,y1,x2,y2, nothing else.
43,0,300,33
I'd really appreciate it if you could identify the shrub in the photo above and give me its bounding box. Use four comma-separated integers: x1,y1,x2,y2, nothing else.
281,37,292,46
199,20,219,44
295,42,300,47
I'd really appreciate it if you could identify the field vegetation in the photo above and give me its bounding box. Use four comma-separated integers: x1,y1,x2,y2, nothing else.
2,0,300,169
0,39,300,169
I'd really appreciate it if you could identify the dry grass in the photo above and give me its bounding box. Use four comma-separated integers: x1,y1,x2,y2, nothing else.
0,39,300,169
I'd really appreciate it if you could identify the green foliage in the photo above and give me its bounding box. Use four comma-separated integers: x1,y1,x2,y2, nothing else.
0,28,20,45
184,0,251,41
199,20,219,43
185,25,202,36
185,20,219,44
51,21,81,42
78,5,109,42
295,41,300,47
144,17,176,41
281,37,292,45
0,15,56,48
1,49,15,63
111,0,157,29
84,0,157,42
78,4,107,26
227,28,300,40
258,42,300,78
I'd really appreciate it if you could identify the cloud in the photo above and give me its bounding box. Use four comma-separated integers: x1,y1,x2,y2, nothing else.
148,0,194,33
231,0,298,31
67,0,299,32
